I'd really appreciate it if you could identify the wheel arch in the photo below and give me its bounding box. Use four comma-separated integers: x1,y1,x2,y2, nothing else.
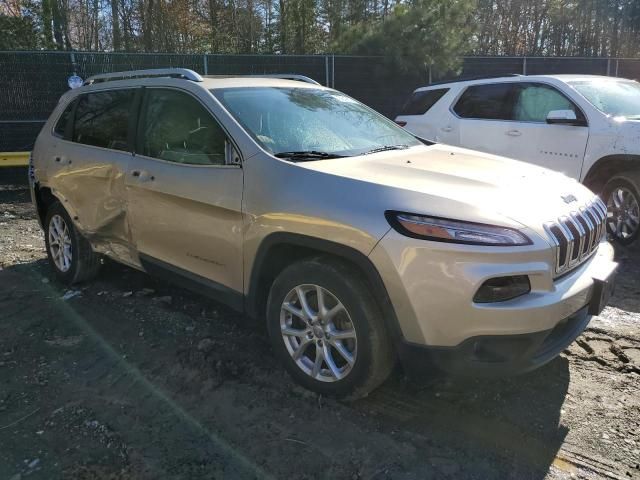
246,232,404,344
32,184,61,227
583,154,640,193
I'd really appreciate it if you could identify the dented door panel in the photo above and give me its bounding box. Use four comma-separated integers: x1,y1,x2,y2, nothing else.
48,142,136,265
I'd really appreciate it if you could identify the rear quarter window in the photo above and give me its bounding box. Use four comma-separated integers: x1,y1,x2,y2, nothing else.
400,88,449,115
53,100,75,138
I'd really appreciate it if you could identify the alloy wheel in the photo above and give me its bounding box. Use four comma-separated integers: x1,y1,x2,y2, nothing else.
607,186,640,241
48,214,72,272
280,284,357,382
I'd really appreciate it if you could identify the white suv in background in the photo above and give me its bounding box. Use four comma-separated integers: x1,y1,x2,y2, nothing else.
396,75,640,245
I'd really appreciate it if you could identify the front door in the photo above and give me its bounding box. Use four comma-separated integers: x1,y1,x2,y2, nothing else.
506,82,589,179
125,87,244,299
455,81,588,180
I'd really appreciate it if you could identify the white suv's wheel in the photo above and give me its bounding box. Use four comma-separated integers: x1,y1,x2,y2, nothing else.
603,172,640,245
266,257,394,399
44,202,101,284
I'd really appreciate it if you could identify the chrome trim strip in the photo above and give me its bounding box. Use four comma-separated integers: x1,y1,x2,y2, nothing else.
545,196,607,276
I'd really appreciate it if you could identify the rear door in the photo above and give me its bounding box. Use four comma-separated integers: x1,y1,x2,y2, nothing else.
453,82,520,158
48,88,137,263
125,87,244,302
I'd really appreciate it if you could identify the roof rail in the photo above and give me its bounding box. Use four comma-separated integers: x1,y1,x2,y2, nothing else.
83,68,203,86
204,74,321,85
422,73,522,88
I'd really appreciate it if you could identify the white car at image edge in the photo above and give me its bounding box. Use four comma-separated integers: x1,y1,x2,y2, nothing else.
395,74,640,245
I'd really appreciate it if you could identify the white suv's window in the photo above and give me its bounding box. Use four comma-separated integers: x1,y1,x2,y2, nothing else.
453,83,515,120
400,88,449,116
513,83,583,123
569,80,640,119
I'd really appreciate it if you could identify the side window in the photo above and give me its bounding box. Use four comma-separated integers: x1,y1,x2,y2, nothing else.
139,89,226,165
453,83,516,120
54,100,75,138
400,88,449,116
73,89,135,151
513,83,585,123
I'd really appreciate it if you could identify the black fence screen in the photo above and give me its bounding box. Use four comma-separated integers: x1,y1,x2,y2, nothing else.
1,52,639,151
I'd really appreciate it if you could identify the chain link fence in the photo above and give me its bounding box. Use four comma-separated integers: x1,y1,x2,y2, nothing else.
2,52,640,152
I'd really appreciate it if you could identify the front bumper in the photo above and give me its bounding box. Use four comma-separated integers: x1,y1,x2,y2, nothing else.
398,305,590,376
370,229,617,374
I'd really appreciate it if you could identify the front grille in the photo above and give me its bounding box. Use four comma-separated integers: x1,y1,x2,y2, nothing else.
544,197,607,275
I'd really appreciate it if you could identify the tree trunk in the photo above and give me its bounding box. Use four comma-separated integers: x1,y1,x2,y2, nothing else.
111,0,121,50
143,0,154,51
279,0,286,53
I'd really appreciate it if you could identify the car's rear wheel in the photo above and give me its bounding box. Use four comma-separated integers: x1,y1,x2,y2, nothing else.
44,202,101,284
603,172,640,245
266,257,394,399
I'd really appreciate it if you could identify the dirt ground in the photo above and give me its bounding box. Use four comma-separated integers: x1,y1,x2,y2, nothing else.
1,173,639,480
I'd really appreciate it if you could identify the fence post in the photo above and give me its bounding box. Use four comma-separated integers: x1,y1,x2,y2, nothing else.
607,58,611,76
615,59,619,77
325,56,329,87
70,51,77,74
522,56,527,75
332,54,335,88
428,65,432,84
203,54,208,75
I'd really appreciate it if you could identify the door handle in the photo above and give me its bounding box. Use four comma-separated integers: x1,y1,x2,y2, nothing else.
131,170,141,177
440,126,453,133
506,129,522,137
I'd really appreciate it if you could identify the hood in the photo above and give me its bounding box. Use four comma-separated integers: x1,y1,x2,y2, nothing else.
299,144,598,241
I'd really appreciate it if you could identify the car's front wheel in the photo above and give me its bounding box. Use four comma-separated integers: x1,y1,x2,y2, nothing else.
603,172,640,245
44,202,101,284
266,257,394,399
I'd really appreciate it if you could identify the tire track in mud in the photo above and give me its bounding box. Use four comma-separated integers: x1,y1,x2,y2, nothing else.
358,379,630,479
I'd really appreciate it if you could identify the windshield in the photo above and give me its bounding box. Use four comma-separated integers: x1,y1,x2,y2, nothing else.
569,79,640,118
211,87,421,157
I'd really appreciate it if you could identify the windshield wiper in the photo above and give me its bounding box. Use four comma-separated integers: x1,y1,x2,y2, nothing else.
362,145,409,155
274,150,348,161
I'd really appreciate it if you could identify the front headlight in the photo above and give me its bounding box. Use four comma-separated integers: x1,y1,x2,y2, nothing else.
385,211,532,246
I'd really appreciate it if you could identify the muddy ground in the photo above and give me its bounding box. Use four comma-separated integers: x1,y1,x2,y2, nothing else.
0,174,639,479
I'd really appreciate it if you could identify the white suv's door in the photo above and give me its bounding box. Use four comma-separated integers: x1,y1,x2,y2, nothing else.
507,82,588,179
453,82,521,159
454,82,589,179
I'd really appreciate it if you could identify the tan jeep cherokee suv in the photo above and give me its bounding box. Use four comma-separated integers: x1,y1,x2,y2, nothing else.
30,68,617,398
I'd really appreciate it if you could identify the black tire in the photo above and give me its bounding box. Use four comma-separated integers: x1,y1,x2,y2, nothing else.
266,257,395,399
44,201,101,284
602,171,640,245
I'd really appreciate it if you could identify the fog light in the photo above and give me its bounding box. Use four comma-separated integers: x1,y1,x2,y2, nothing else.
473,275,530,303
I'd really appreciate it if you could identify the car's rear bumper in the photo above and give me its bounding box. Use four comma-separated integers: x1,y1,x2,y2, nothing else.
397,305,590,377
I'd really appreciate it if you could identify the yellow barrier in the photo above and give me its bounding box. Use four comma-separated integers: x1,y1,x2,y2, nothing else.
0,152,30,167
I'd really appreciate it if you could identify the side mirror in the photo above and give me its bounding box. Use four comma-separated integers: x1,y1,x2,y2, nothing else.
546,110,582,125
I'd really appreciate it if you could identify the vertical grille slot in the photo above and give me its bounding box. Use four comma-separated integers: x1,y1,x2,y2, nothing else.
545,197,607,276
